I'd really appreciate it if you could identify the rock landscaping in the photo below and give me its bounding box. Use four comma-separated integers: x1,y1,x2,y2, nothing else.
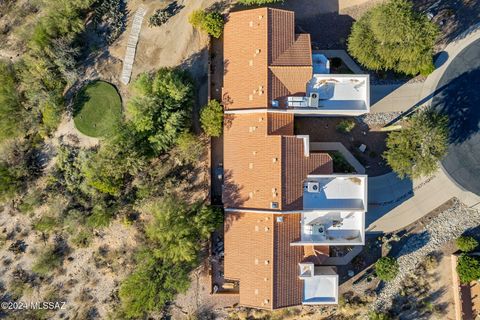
356,112,403,127
373,199,480,312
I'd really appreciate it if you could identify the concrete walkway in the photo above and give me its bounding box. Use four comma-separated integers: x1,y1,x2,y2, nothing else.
365,24,480,232
370,83,424,113
310,142,365,174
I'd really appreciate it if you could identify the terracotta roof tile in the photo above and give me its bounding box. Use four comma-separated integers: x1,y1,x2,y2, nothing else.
267,112,294,135
224,212,274,308
223,9,313,110
222,8,336,310
269,66,313,107
223,8,269,110
272,34,312,66
282,137,333,210
267,9,295,64
273,213,303,308
223,113,283,210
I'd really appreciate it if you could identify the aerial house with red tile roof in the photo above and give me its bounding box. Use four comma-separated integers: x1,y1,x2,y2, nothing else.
221,7,370,309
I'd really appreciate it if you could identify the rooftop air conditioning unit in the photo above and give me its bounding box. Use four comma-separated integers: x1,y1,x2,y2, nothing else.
307,182,320,193
308,92,319,108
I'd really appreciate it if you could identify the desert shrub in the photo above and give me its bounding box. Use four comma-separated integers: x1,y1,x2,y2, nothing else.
92,0,126,44
189,10,224,38
383,109,448,179
239,0,282,4
200,100,223,137
82,126,147,196
127,68,194,154
143,197,222,263
32,239,69,275
347,0,438,76
32,216,58,234
423,254,439,271
0,61,26,143
375,256,399,281
0,162,22,203
336,119,355,133
456,236,479,252
86,204,114,228
18,189,44,214
330,151,355,173
19,0,92,134
457,254,480,283
119,252,191,318
149,9,173,27
70,228,92,248
174,132,204,164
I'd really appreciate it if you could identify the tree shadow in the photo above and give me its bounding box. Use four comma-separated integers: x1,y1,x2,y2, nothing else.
71,86,91,117
180,48,209,134
222,169,247,210
432,68,480,145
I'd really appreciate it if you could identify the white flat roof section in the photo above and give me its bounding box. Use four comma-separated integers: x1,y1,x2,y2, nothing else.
297,74,370,116
302,267,339,304
296,211,365,245
303,175,368,211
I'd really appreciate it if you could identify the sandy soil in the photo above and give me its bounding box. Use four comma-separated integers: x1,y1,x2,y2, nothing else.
0,201,141,319
54,116,100,149
109,0,223,92
433,253,456,320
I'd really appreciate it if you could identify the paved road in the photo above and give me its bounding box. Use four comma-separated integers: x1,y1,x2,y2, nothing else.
432,38,480,196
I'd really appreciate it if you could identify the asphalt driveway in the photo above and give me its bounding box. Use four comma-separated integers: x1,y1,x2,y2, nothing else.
432,38,480,195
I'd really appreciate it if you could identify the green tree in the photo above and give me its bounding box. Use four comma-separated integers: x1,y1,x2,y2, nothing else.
119,252,190,319
200,100,223,137
456,236,479,252
375,256,399,281
457,254,480,283
383,109,448,179
127,68,194,154
143,196,222,263
188,10,224,38
0,61,25,143
347,0,438,76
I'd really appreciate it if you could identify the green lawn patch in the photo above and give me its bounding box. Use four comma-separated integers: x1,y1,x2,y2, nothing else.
73,81,122,138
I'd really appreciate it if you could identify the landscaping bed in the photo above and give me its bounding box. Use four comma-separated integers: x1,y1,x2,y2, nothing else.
295,117,390,176
73,80,122,138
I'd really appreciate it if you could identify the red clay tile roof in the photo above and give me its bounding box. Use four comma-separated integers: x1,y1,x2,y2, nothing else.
223,8,269,110
223,113,283,210
222,8,334,310
223,8,313,110
224,212,275,308
267,112,294,135
223,113,332,210
224,212,308,309
282,137,333,210
272,213,303,308
271,34,312,66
